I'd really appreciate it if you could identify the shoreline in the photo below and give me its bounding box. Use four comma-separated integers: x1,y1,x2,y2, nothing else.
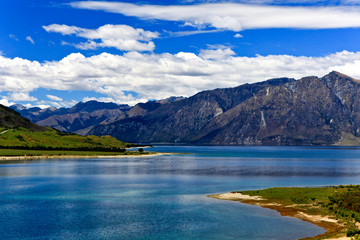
0,152,170,161
208,192,348,240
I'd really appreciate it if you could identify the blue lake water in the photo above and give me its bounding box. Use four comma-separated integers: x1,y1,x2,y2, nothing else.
1,146,360,239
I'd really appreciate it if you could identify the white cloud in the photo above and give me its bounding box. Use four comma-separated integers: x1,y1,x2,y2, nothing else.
43,24,82,35
43,24,159,51
6,92,37,101
9,34,19,41
82,96,114,103
234,33,243,38
0,99,15,107
82,96,146,105
26,36,35,44
36,101,61,108
24,103,52,109
35,99,78,109
199,48,235,60
165,29,222,37
1,50,360,105
46,94,63,101
70,1,360,31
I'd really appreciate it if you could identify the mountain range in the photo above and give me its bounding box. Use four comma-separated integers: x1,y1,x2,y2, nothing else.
11,101,130,135
11,71,360,145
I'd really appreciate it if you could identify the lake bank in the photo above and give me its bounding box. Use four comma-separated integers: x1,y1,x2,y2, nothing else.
0,151,169,161
208,186,360,240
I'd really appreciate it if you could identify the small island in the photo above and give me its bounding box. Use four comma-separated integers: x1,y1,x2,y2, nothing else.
209,186,360,240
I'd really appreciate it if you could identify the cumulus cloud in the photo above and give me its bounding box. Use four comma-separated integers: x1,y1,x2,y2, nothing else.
0,99,15,107
43,24,159,51
46,94,63,101
6,92,37,101
234,33,243,38
1,50,360,104
26,36,35,44
70,1,360,31
199,47,235,60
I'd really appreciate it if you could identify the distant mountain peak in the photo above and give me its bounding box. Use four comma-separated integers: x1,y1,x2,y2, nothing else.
326,71,360,83
11,104,27,111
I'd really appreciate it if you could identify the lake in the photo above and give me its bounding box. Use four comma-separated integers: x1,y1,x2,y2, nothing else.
1,146,360,239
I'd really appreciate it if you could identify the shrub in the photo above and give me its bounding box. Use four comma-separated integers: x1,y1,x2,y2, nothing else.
351,234,360,240
347,227,360,237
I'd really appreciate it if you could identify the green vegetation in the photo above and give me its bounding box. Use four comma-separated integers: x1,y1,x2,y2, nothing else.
0,104,151,157
334,132,360,146
234,185,360,239
0,127,134,151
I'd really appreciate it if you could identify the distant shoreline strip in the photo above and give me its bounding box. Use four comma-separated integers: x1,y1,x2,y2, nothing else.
0,152,170,161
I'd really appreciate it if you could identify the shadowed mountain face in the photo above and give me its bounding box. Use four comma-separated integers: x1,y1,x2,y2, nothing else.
11,101,131,135
88,71,360,145
0,105,46,131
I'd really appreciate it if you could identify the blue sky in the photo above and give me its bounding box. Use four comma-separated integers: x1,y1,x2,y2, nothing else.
2,0,360,108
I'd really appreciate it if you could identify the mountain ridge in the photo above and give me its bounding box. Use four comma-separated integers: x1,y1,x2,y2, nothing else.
88,71,360,145
10,100,131,134
10,71,360,146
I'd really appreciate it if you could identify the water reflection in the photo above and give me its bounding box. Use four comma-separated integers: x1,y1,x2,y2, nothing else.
2,146,360,239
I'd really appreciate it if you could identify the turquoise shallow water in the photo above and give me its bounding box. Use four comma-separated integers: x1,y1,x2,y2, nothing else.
1,146,360,239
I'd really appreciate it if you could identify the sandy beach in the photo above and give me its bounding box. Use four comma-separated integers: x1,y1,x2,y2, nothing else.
0,152,169,161
208,192,347,240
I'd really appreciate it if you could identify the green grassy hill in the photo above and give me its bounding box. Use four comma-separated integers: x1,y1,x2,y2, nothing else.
0,127,133,150
0,104,135,152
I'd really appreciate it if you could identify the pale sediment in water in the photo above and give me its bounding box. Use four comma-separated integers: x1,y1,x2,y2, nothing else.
208,192,263,201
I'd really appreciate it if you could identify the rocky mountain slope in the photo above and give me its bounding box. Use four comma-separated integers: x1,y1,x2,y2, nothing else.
88,71,360,145
11,101,130,135
11,98,184,135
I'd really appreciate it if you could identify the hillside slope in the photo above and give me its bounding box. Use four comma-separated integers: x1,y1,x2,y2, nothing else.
0,104,132,149
0,105,46,132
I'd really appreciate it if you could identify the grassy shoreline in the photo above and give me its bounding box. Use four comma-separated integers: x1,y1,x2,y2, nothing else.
209,186,360,240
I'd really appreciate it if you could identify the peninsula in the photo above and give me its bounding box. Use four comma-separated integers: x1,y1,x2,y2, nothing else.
209,186,360,240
